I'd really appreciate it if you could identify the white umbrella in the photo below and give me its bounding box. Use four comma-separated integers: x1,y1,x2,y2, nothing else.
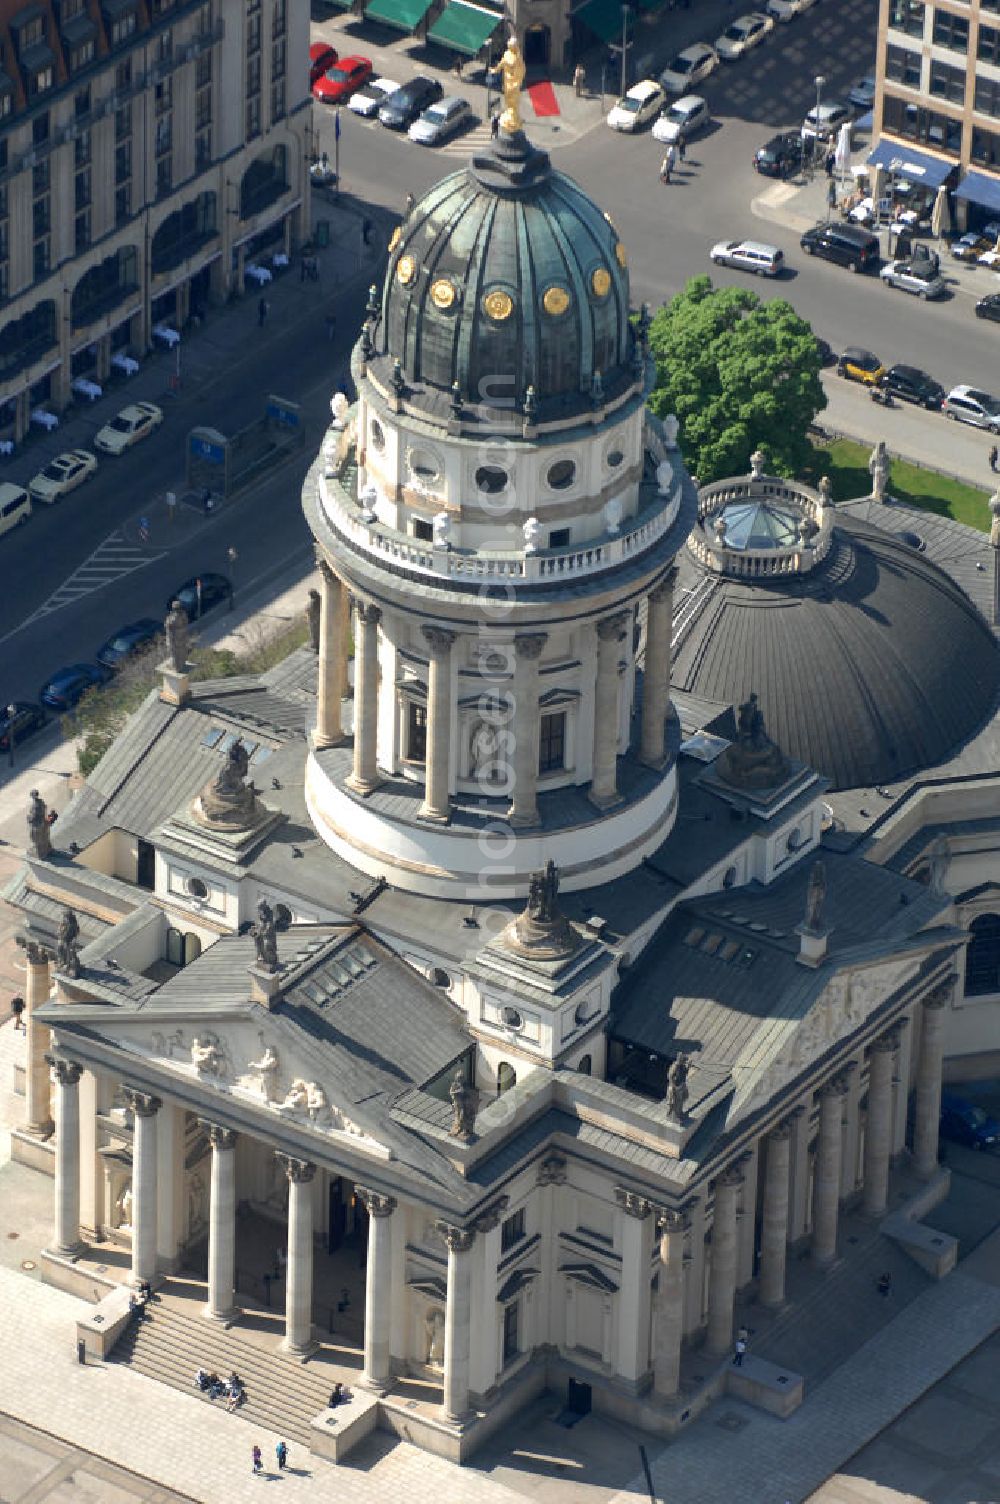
931,184,951,239
870,163,885,225
834,121,852,182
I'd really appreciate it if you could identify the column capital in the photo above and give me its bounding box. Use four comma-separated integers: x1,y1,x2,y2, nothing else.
421,623,456,656
537,1152,568,1186
514,633,547,661
438,1222,476,1253
649,568,678,604
276,1153,316,1184
201,1120,238,1150
819,1074,849,1101
46,1055,82,1087
615,1186,653,1220
596,611,629,642
123,1086,162,1117
473,1194,510,1232
656,1207,690,1234
356,1184,397,1218
25,939,51,966
315,550,335,586
769,1119,795,1142
715,1165,745,1191
870,1028,901,1055
357,601,382,627
923,981,953,1011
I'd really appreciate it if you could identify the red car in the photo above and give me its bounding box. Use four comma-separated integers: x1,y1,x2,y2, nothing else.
312,54,373,104
309,42,338,87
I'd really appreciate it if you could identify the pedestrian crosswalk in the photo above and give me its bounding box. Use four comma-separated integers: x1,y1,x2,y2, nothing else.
19,528,166,630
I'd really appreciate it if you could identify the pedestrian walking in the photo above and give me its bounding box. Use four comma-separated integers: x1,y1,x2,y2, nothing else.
678,136,686,163
257,297,268,328
877,1271,892,1298
276,1440,289,1470
660,145,676,184
733,1335,747,1366
573,63,585,97
824,149,836,177
989,443,998,473
490,111,500,140
252,1444,262,1474
10,995,24,1032
404,191,415,217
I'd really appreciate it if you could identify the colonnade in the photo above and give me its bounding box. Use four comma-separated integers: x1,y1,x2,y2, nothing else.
311,554,679,823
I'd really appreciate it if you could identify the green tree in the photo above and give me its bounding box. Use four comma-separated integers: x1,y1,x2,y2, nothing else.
646,275,827,484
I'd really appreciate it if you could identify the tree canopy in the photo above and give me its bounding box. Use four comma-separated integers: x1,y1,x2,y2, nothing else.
646,276,827,484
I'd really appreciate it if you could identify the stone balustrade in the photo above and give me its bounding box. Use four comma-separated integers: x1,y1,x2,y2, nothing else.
688,471,834,578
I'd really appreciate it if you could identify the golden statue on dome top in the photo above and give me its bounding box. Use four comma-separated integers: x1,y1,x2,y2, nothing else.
499,35,525,135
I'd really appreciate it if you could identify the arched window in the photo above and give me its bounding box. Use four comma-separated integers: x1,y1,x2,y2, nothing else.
966,913,1000,996
240,146,288,219
577,1054,592,1076
166,927,184,966
496,1062,516,1096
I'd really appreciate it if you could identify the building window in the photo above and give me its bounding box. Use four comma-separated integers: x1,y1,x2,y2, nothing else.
75,129,91,167
62,0,86,19
156,116,172,155
247,10,261,52
547,458,576,490
28,65,54,98
975,76,1000,118
270,76,285,124
74,209,91,253
115,104,131,141
502,1301,519,1366
115,184,130,225
412,517,433,542
886,45,921,87
882,95,962,152
929,60,966,103
155,78,173,114
497,1061,516,1096
32,159,50,195
548,527,570,548
74,86,91,119
115,59,132,91
246,94,261,140
979,24,1000,65
156,156,173,198
75,167,91,210
272,0,286,34
196,88,212,129
33,112,50,147
577,1054,592,1075
70,38,94,68
501,1208,525,1251
966,914,1000,995
33,197,50,238
889,0,924,35
931,9,968,50
0,93,11,121
15,14,45,47
246,53,261,95
272,36,285,76
539,711,566,774
110,11,137,44
33,236,50,279
115,141,131,183
156,30,172,63
971,127,1000,167
407,702,427,761
195,127,212,170
196,51,212,88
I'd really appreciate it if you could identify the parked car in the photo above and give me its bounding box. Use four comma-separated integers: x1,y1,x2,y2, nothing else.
800,221,880,272
408,94,472,145
710,238,784,276
313,55,372,104
659,43,719,94
607,79,666,131
0,482,30,537
848,74,877,109
940,1092,1000,1150
0,700,46,752
942,384,1000,432
378,76,443,129
309,42,338,87
715,12,773,60
94,401,163,456
976,292,1000,322
40,662,112,711
801,102,851,142
753,130,802,178
27,448,97,503
653,94,710,144
951,231,992,263
766,0,816,20
837,347,886,385
879,257,947,299
95,618,164,670
167,573,233,619
881,364,945,408
348,76,400,117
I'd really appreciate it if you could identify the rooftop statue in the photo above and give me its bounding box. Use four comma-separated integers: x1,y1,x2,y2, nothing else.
499,36,525,136
715,691,790,791
164,599,190,674
56,906,81,978
27,788,51,860
506,859,579,959
803,859,827,934
665,1052,690,1122
196,737,264,829
253,897,279,973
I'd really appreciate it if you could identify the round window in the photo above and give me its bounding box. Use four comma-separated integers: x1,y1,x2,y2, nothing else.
606,448,624,469
185,875,208,899
786,826,806,852
475,465,508,496
370,419,385,453
502,1005,523,1030
547,459,576,491
409,449,440,482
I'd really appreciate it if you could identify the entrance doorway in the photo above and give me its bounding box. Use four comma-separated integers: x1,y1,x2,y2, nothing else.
328,1178,347,1251
408,702,427,762
567,1377,591,1415
524,23,550,66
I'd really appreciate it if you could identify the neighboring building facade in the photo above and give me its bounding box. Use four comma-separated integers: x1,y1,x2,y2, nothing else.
872,0,1000,227
0,0,310,443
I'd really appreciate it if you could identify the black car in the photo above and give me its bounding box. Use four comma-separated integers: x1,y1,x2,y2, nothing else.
801,221,881,273
0,700,47,752
167,573,233,619
96,617,163,670
976,292,1000,323
881,364,945,409
753,131,801,179
378,76,443,129
40,662,113,711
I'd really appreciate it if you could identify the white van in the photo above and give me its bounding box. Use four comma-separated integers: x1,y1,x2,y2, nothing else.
0,482,30,537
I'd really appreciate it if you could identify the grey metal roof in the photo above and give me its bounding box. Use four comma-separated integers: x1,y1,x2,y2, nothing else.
671,512,1000,791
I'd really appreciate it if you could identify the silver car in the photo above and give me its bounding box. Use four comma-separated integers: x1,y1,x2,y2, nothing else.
408,95,471,145
710,238,784,276
879,258,946,300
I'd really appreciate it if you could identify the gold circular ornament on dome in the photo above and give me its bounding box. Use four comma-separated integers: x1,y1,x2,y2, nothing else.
591,267,612,298
615,241,628,269
483,289,514,321
388,226,402,253
543,285,571,317
397,254,416,286
430,277,456,310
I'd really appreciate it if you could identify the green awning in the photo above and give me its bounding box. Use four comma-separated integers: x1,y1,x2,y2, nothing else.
364,0,433,30
575,0,626,43
427,0,502,54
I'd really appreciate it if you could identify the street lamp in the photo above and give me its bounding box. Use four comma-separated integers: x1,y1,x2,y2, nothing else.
227,545,238,611
812,73,825,175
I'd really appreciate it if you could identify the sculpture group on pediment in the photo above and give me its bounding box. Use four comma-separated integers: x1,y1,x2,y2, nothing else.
151,1029,186,1058
277,1078,331,1123
247,1039,280,1102
191,1033,227,1077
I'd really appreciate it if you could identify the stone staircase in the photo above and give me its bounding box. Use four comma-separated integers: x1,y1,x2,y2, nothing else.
111,1296,340,1447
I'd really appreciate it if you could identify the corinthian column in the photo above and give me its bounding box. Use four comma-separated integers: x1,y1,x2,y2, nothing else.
913,983,950,1179
49,1057,83,1255
314,557,348,748
640,568,676,769
706,1167,742,1354
758,1122,792,1308
862,1031,898,1218
25,943,53,1133
508,633,547,827
357,1185,397,1392
202,1121,238,1320
653,1208,687,1398
441,1223,476,1423
278,1155,317,1355
615,1188,654,1382
124,1088,162,1287
419,626,455,823
346,602,382,795
590,612,628,809
812,1077,846,1266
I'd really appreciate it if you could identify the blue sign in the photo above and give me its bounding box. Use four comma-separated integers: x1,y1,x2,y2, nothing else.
266,397,300,429
190,435,225,463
